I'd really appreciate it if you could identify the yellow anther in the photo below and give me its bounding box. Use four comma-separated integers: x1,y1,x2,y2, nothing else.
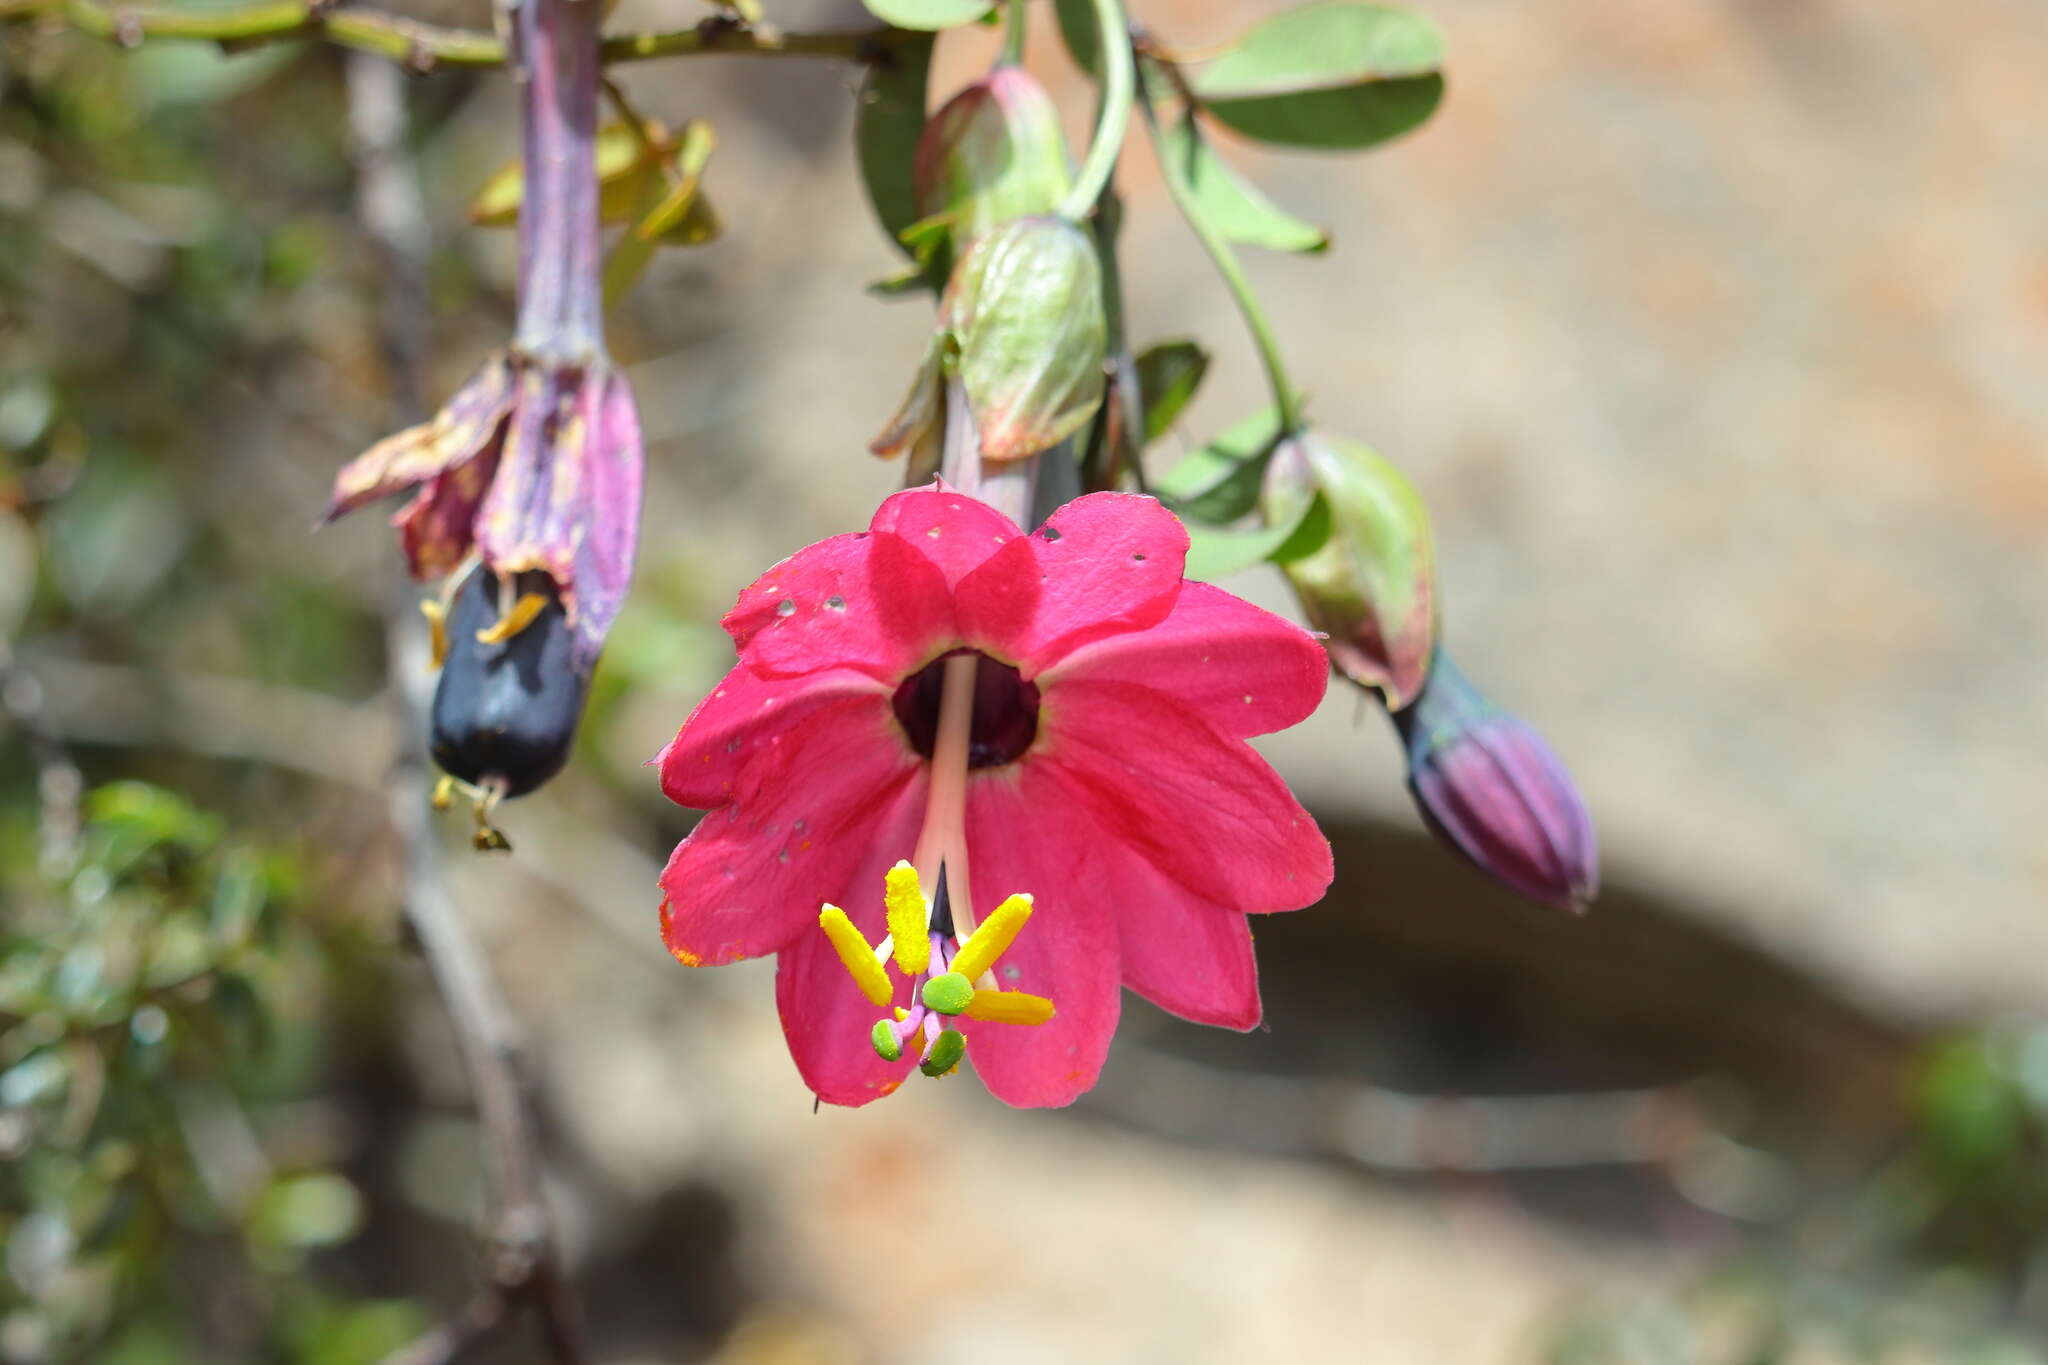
431,775,457,811
475,592,549,645
883,861,930,974
420,599,449,669
963,990,1055,1026
893,1007,910,1022
818,905,892,1007
948,892,1034,982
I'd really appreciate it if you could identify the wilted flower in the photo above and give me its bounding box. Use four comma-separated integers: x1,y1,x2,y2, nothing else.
1393,648,1597,913
872,216,1108,466
1264,431,1436,709
656,485,1332,1107
327,0,640,806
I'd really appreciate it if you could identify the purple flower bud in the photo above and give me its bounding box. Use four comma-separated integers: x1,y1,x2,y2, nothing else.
1393,650,1598,913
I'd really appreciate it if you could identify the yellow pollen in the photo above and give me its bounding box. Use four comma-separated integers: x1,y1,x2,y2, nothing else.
883,861,930,974
949,892,1034,982
818,905,892,1007
420,599,449,669
475,591,549,645
963,990,1055,1026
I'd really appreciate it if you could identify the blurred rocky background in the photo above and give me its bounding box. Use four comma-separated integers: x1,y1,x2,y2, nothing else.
3,0,2047,1360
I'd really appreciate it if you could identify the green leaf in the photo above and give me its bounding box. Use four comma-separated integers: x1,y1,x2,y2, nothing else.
1155,110,1329,252
861,0,993,32
1181,492,1329,581
856,31,937,253
1134,340,1209,443
1154,405,1286,523
1053,0,1101,77
1192,2,1445,150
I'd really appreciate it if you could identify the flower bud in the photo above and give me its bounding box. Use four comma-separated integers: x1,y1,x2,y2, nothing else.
941,216,1108,462
1393,649,1597,913
430,565,590,800
913,65,1073,250
1264,431,1437,709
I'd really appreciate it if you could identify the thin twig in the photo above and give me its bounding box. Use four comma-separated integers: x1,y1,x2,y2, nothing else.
347,51,586,1365
0,0,895,71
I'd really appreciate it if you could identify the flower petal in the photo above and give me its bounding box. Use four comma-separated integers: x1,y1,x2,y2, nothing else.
1112,863,1261,1031
566,367,643,669
774,784,926,1106
867,483,1022,589
1040,580,1327,738
960,767,1123,1108
327,352,515,522
656,662,895,811
723,530,953,683
657,690,918,966
393,445,501,581
1034,679,1332,915
955,492,1189,671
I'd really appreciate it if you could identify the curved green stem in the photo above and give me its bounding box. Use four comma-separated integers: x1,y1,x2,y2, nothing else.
999,0,1025,66
1136,56,1302,434
1056,0,1131,221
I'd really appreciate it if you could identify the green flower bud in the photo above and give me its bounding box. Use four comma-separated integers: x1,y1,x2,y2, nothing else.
1264,432,1438,709
941,216,1108,463
913,66,1073,250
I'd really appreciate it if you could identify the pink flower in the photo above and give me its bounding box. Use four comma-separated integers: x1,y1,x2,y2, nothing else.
655,484,1332,1108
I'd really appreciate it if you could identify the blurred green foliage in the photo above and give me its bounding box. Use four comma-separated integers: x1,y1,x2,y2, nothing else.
0,782,421,1364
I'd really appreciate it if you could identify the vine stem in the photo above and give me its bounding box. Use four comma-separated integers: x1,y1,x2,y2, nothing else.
0,0,895,71
1134,54,1303,435
998,0,1025,67
1057,0,1132,221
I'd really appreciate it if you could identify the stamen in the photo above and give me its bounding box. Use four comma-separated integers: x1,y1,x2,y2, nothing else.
420,599,450,670
870,1020,903,1061
920,1028,966,1078
817,905,892,1007
431,775,457,810
920,972,974,1016
963,990,1055,1026
949,893,1034,982
883,861,930,974
474,591,550,645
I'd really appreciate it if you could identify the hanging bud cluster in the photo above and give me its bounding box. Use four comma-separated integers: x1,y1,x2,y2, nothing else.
872,64,1108,469
1259,426,1596,912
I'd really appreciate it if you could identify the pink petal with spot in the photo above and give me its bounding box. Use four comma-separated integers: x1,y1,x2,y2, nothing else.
724,530,954,683
1041,580,1327,738
867,482,1022,589
657,690,917,966
955,492,1189,671
655,662,894,811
